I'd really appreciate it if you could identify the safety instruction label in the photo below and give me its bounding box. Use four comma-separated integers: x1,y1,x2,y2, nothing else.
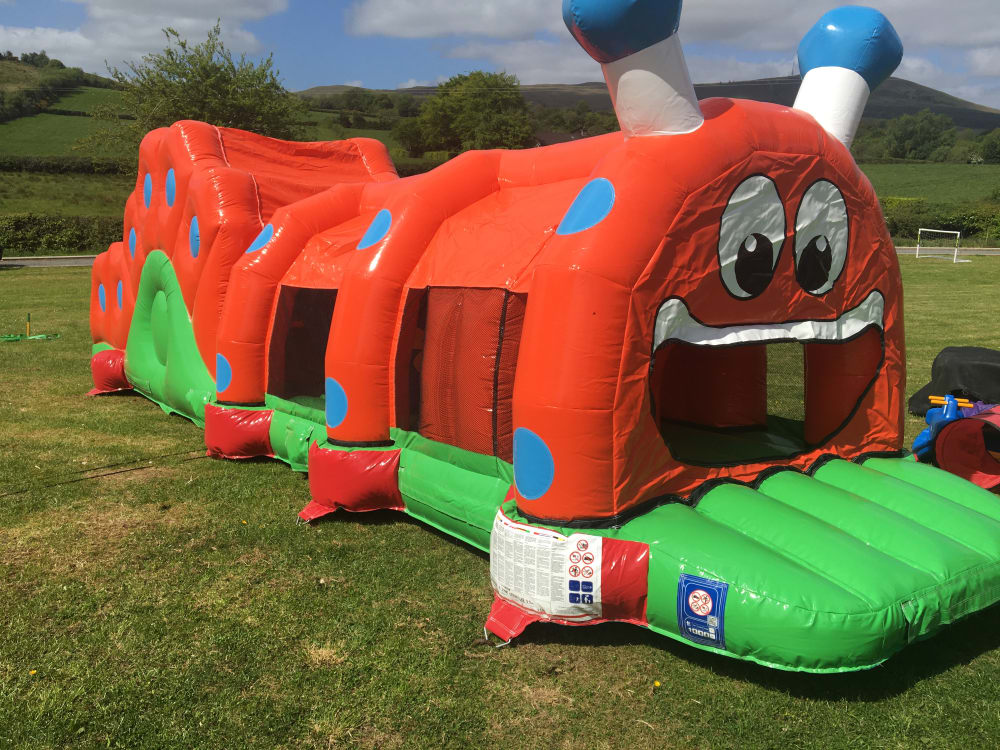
677,574,728,649
489,510,603,621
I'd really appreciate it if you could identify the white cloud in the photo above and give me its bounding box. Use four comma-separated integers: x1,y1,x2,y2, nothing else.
396,76,447,89
343,80,363,88
450,39,599,85
0,0,287,75
350,0,1000,108
348,0,562,40
968,47,1000,76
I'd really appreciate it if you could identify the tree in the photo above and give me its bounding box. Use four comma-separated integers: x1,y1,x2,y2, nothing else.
980,129,1000,163
20,51,50,67
341,86,374,114
417,71,535,154
394,94,420,118
83,22,305,159
392,117,428,157
884,109,956,161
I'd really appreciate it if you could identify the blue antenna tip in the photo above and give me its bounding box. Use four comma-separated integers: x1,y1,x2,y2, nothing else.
563,0,683,65
798,6,903,90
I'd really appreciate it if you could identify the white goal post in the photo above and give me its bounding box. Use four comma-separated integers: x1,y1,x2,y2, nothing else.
915,228,969,263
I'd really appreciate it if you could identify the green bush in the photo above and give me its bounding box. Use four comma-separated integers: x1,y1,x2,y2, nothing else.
395,157,446,177
0,155,128,174
0,213,121,256
881,196,1000,240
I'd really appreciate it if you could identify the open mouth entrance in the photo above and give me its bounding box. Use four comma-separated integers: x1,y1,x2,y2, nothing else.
650,292,885,466
267,285,338,410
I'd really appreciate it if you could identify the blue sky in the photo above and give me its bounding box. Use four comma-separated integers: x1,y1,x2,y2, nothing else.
2,1,999,107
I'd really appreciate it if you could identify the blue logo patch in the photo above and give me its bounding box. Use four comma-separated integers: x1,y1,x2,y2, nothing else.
677,574,728,649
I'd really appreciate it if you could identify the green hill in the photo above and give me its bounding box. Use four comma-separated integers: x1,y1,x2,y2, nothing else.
299,77,1000,131
0,60,45,91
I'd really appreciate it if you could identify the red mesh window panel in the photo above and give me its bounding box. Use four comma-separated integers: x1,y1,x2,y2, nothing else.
419,288,526,461
267,285,337,400
494,293,526,462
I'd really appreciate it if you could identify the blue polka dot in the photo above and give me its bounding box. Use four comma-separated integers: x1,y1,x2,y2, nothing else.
165,168,176,207
245,224,274,254
357,209,392,250
189,216,200,258
557,178,615,235
325,377,348,429
116,280,123,309
98,284,106,312
143,173,152,209
128,228,136,258
513,427,555,500
216,353,233,393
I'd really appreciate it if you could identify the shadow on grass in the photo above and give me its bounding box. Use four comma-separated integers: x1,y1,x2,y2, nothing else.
511,604,1000,700
0,263,26,270
307,508,489,561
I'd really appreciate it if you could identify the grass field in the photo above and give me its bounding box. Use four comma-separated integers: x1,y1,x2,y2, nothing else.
0,112,107,157
0,172,135,216
860,162,1000,204
50,86,122,114
1,259,999,748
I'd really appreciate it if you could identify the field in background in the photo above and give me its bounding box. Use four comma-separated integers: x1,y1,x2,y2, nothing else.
0,172,134,216
1,83,999,255
1,258,998,748
862,163,1000,205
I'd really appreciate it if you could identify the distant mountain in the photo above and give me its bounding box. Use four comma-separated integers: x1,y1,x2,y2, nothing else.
299,77,1000,131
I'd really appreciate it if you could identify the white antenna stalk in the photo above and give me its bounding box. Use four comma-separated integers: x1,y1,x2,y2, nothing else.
793,66,870,148
603,34,704,137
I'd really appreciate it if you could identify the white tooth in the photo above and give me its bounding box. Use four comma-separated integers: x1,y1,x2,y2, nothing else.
653,291,884,350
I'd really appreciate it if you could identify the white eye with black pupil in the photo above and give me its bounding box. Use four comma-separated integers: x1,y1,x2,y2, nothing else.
719,176,785,299
795,180,848,295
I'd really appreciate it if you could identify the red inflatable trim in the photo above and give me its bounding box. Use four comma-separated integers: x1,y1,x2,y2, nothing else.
204,404,274,460
87,348,131,395
600,537,650,624
936,408,1000,491
485,595,542,641
301,442,404,521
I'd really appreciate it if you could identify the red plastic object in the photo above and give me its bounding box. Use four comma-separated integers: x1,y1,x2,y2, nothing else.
301,442,404,520
204,404,274,460
936,408,1000,491
600,538,650,624
87,348,131,395
485,595,542,641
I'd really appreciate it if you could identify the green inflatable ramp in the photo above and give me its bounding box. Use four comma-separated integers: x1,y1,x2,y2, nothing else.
490,456,1000,673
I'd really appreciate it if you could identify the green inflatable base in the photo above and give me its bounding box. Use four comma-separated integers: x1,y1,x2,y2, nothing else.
103,252,1000,673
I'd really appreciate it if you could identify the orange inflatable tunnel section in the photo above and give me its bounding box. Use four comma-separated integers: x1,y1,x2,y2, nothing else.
89,122,397,388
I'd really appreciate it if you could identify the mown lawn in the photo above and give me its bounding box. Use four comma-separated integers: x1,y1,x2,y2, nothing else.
1,258,999,749
0,172,134,216
50,86,122,114
860,162,1000,204
0,112,107,157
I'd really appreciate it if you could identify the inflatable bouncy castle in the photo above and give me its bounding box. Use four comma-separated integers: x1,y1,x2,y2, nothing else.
89,1,1000,672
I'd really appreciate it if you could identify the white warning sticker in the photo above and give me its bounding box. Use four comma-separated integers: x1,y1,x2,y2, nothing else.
489,510,603,621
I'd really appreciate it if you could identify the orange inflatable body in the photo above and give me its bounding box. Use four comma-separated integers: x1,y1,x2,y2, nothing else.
90,97,902,525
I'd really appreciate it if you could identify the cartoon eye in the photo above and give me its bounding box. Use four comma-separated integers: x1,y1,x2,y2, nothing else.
718,176,785,299
794,180,848,295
